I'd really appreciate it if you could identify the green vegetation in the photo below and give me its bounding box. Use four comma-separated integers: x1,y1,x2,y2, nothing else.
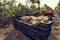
27,0,40,13
40,4,53,14
0,0,59,17
55,1,60,10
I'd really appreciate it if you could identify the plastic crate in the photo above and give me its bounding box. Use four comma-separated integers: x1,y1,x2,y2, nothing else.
12,15,53,40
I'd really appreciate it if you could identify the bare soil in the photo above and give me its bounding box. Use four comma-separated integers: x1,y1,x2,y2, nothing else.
0,22,31,40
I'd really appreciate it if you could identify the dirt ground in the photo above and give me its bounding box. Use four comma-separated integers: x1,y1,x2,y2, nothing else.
0,22,31,40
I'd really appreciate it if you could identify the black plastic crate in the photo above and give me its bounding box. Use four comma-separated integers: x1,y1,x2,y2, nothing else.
12,15,54,40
